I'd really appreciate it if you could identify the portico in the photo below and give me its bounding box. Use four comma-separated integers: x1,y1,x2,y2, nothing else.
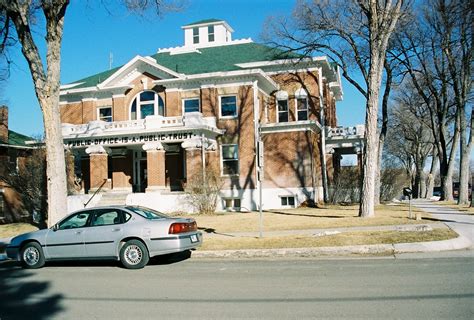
64,112,223,194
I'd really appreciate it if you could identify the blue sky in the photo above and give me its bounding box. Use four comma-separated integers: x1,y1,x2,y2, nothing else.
1,0,366,137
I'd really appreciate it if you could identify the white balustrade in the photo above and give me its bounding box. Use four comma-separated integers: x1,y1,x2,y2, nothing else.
62,113,217,137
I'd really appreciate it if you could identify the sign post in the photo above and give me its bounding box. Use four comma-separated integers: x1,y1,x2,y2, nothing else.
257,138,264,238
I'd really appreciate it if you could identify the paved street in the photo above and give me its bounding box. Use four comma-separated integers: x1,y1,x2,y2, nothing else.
1,254,473,320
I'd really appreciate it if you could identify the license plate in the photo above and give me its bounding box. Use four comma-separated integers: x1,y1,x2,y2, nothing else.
190,234,198,243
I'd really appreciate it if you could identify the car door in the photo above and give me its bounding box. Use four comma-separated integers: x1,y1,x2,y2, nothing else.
45,210,91,259
84,209,125,258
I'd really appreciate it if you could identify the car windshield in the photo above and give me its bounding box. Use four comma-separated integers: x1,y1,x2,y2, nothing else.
127,207,170,220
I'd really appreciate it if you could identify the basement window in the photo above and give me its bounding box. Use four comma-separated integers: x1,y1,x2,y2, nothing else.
280,196,295,207
224,198,241,211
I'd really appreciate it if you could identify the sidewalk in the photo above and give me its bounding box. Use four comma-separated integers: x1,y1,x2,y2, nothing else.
1,200,472,261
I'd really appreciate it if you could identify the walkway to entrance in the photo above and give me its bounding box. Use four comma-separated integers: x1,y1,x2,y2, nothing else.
412,199,474,249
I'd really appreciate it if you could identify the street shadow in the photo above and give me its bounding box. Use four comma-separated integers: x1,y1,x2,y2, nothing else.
0,260,64,319
45,260,119,268
148,250,192,265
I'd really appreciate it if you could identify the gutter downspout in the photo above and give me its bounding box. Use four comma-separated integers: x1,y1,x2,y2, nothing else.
253,80,263,238
319,68,329,203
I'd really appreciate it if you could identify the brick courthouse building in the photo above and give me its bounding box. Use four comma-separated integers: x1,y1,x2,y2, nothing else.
60,19,363,213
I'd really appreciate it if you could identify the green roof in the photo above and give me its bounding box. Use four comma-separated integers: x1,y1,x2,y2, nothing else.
183,19,223,27
8,130,35,147
67,66,121,89
67,42,301,89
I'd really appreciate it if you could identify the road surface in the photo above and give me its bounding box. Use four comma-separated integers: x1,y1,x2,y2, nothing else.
1,253,473,319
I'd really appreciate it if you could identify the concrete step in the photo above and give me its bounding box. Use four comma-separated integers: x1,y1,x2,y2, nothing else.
95,192,128,206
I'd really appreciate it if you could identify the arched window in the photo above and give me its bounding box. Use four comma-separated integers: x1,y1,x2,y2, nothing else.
130,91,165,120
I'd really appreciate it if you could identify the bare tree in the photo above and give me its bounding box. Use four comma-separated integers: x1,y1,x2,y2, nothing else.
396,0,471,202
0,0,180,226
385,84,434,197
264,0,408,216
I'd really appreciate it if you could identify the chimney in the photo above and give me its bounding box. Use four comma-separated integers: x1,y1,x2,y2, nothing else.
0,105,8,144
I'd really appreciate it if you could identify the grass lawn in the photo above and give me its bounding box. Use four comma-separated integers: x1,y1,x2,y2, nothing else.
199,229,458,250
0,223,38,239
192,203,432,234
0,203,459,252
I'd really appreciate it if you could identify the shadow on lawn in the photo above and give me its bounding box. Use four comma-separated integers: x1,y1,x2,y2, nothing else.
198,227,236,237
0,261,64,319
268,210,356,219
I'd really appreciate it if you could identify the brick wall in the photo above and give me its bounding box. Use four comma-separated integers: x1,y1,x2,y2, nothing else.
0,106,8,144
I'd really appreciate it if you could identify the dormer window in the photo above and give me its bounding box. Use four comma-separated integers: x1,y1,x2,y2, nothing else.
130,91,165,120
193,27,199,44
208,25,215,42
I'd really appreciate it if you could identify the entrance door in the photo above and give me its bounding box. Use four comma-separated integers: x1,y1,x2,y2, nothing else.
133,151,147,192
165,144,185,191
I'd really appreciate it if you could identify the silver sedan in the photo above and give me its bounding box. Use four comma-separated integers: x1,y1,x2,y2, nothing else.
6,206,203,269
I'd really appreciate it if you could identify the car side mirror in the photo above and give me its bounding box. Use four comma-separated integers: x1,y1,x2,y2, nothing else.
52,224,59,231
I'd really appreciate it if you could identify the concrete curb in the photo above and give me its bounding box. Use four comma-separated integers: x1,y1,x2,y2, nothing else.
393,235,472,253
193,235,472,259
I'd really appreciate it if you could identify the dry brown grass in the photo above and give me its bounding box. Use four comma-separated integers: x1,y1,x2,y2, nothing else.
0,223,38,239
192,204,431,234
199,229,458,250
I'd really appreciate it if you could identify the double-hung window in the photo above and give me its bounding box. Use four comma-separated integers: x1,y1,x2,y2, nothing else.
276,91,289,123
193,27,199,44
296,98,308,121
183,98,200,113
208,25,215,42
277,100,289,123
221,144,239,175
98,106,112,122
220,96,237,118
295,88,309,121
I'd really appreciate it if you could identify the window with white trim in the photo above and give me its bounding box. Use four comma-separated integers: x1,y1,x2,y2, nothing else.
98,106,112,122
281,196,295,207
221,144,239,175
183,98,200,113
208,25,215,42
193,27,199,44
296,98,308,121
130,91,165,120
295,88,309,121
220,95,237,118
277,100,289,123
276,91,289,123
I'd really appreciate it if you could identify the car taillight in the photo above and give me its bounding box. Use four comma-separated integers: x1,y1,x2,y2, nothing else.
169,221,197,234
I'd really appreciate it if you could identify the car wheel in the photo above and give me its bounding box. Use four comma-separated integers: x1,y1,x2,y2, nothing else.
120,240,149,269
21,242,45,269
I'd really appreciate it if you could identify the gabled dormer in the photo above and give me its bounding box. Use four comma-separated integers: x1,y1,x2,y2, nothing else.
182,19,233,48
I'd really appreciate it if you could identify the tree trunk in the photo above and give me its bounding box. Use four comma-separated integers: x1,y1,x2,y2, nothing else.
359,0,403,217
6,1,69,226
458,110,473,205
425,150,439,198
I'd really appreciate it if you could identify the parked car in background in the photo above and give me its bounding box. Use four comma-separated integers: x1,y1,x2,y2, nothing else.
6,206,202,269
